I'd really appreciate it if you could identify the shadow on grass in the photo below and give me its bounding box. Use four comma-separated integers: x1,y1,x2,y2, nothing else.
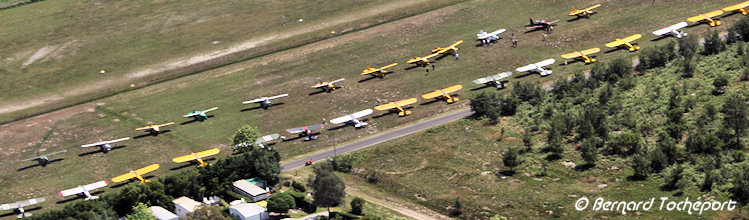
241,103,285,112
180,115,214,125
17,158,64,171
134,130,172,139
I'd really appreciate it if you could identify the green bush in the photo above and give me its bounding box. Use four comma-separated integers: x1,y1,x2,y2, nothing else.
267,192,296,213
350,197,365,215
292,180,306,192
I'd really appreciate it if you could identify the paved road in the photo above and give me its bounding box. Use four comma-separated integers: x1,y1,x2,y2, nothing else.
282,109,473,171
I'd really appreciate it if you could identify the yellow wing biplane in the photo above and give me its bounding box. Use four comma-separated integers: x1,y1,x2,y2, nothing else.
361,63,399,78
687,10,724,27
569,4,601,18
111,164,160,183
431,40,463,56
374,98,418,116
724,1,749,15
135,122,175,135
312,78,345,92
605,34,642,52
172,148,220,167
421,85,463,103
561,48,600,64
407,53,440,67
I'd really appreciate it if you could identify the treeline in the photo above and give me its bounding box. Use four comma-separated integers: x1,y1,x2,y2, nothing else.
30,134,282,219
472,17,749,205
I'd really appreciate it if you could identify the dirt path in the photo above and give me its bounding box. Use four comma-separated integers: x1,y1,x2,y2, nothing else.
346,186,452,220
0,0,433,117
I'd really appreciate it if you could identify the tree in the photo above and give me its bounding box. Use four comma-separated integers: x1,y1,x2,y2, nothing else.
648,147,668,173
230,125,261,153
608,132,641,155
308,162,346,212
125,203,156,220
703,29,726,55
580,137,600,166
502,148,521,172
511,81,545,105
350,197,365,215
678,35,699,59
498,95,521,116
470,92,501,123
685,128,721,154
106,181,174,216
732,16,749,42
251,148,282,185
731,164,749,204
522,129,533,153
663,164,685,191
713,74,729,95
186,205,230,220
631,155,650,179
267,192,296,213
680,57,695,78
722,93,748,148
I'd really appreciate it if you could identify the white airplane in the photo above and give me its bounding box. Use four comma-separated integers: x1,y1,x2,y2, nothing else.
242,94,289,109
1,197,45,218
473,72,513,89
59,181,108,200
477,29,506,45
21,150,67,166
329,109,374,128
516,59,555,76
652,22,689,38
255,133,281,148
81,137,130,152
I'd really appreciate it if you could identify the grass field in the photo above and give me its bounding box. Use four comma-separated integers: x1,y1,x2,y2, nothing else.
344,43,749,219
0,0,745,215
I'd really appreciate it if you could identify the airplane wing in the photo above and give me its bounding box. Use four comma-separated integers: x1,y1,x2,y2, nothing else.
105,137,130,144
534,59,556,67
605,34,642,47
489,29,506,36
442,85,463,93
24,150,68,160
561,51,583,59
723,1,749,12
242,97,266,104
380,63,398,70
569,9,584,15
687,10,724,22
330,109,373,124
306,124,325,131
584,4,601,11
183,112,200,117
477,33,490,40
422,85,463,99
351,109,374,118
111,164,159,182
474,72,512,84
135,125,156,131
201,107,218,113
267,94,289,100
516,63,538,72
1,198,45,210
312,82,327,88
172,149,219,163
81,141,106,148
329,78,345,84
361,67,378,75
374,102,397,111
286,127,306,133
395,98,418,106
580,48,601,55
255,134,280,143
60,181,108,197
653,22,688,36
449,40,463,48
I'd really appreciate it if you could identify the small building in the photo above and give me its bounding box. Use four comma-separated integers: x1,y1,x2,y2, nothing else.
233,180,268,202
172,196,202,218
148,206,178,220
229,203,269,220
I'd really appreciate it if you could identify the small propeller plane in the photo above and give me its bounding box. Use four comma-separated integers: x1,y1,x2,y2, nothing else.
605,34,642,52
1,197,45,218
111,164,160,183
561,48,600,64
407,53,440,67
81,137,130,152
255,134,281,148
135,122,175,135
242,94,289,109
723,1,749,15
516,59,555,76
183,107,218,121
473,72,513,89
361,63,399,78
172,148,220,167
286,124,325,141
431,40,463,58
652,22,689,38
477,29,506,45
687,10,724,27
374,98,418,116
422,85,463,103
312,78,345,92
527,18,559,33
59,181,108,200
569,4,601,18
329,109,374,128
21,150,67,167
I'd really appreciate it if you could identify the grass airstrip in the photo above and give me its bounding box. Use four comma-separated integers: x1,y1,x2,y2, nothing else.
0,0,743,215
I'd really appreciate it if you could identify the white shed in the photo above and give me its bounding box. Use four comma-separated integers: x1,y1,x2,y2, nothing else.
148,206,178,220
172,196,202,218
232,180,268,202
229,203,269,220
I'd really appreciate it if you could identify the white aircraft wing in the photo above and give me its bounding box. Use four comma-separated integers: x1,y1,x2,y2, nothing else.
653,22,687,36
286,127,306,134
330,109,373,124
1,198,45,210
488,29,506,36
534,59,555,67
242,97,266,104
516,63,537,72
59,181,108,197
267,94,289,100
81,137,129,147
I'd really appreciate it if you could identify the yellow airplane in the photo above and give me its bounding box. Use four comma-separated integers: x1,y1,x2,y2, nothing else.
431,40,463,56
135,122,175,135
421,85,463,103
605,34,642,52
561,48,600,64
687,10,724,27
361,63,399,78
407,53,440,66
569,4,601,18
111,164,160,183
724,1,749,15
172,148,221,167
312,78,345,92
374,98,418,116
